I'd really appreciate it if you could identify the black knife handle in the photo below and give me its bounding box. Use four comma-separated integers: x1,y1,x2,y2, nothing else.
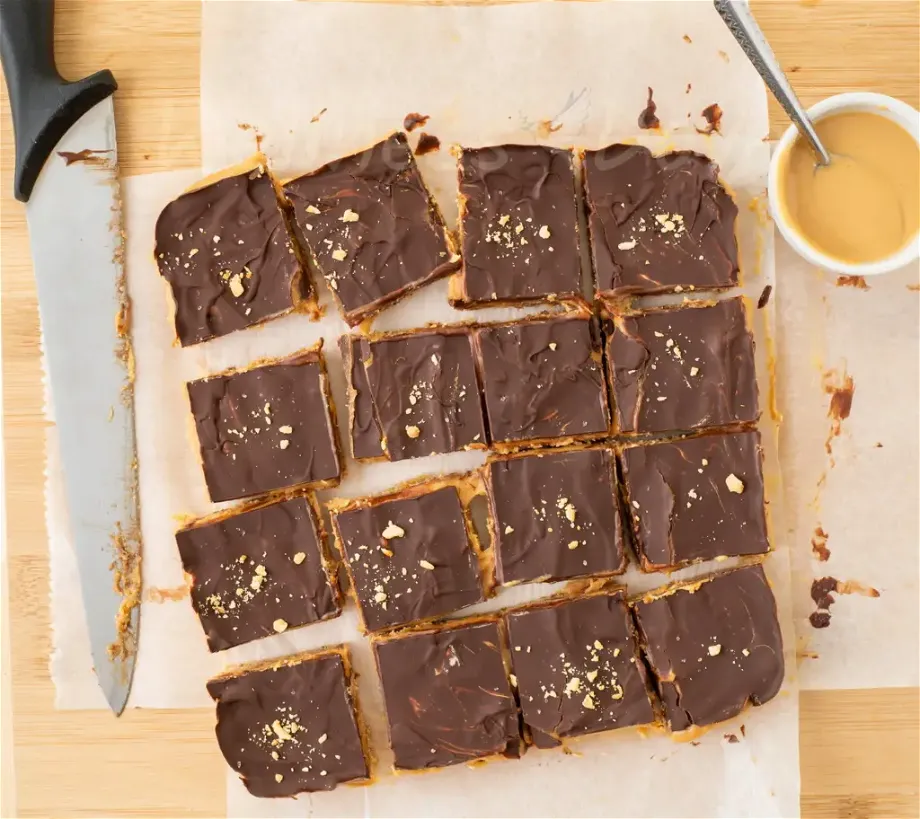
0,0,116,202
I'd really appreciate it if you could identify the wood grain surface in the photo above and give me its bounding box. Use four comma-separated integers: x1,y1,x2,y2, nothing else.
2,2,918,816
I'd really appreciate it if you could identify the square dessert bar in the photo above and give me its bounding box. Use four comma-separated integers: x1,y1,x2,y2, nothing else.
284,132,458,326
338,335,385,462
474,314,610,447
155,156,316,346
187,344,341,502
504,591,656,748
373,618,521,770
485,447,625,585
451,145,583,307
330,476,488,632
583,145,739,297
362,327,487,460
606,297,759,435
620,430,770,572
632,563,784,732
176,494,341,652
207,648,370,798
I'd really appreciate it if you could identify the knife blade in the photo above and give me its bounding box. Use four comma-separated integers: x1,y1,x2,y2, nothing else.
1,0,140,715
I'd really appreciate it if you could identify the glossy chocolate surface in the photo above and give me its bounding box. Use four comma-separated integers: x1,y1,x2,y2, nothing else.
284,133,455,325
334,485,484,632
177,497,340,651
583,145,738,297
208,651,368,797
156,164,309,345
187,349,341,502
505,593,655,747
373,620,520,770
475,316,609,445
487,448,624,584
458,145,581,304
633,564,784,731
606,298,758,434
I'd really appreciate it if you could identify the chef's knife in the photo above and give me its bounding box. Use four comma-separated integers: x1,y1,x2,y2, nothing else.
1,0,140,714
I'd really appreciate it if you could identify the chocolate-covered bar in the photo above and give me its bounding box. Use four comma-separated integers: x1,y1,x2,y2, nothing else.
373,618,521,770
485,447,625,585
632,564,784,731
155,156,317,346
207,648,370,797
330,476,488,632
284,133,458,326
338,335,385,461
504,590,655,748
583,145,739,297
621,431,770,571
451,145,583,307
176,495,341,652
187,344,341,502
474,314,609,447
606,298,758,435
362,327,487,460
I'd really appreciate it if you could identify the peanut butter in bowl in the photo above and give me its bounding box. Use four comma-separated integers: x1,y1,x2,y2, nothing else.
769,93,920,276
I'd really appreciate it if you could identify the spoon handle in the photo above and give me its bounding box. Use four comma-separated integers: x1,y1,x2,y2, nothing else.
713,0,831,165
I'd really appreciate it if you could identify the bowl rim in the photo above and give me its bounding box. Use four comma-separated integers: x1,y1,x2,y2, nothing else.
767,92,920,277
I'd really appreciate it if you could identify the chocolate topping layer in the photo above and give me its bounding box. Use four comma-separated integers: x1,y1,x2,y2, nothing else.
284,133,456,326
187,348,341,502
606,298,759,434
457,145,582,304
373,619,520,770
363,328,487,460
155,163,311,346
177,497,340,652
333,485,484,632
339,335,385,460
207,650,368,797
633,564,784,731
583,145,739,296
621,431,770,571
487,448,625,584
475,316,610,445
505,593,655,748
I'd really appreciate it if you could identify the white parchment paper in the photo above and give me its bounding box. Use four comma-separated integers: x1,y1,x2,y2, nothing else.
41,1,844,816
776,246,920,691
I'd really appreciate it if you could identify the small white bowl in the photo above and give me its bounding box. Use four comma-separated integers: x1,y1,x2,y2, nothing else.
767,92,920,277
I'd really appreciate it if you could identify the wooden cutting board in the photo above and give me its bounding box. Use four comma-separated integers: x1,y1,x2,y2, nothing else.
1,2,917,816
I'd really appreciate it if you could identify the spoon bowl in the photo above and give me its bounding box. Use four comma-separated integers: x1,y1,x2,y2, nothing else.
768,93,920,277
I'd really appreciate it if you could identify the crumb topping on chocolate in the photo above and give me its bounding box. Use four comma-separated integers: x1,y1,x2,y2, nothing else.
487,448,624,584
177,497,340,652
187,349,340,502
155,164,310,346
333,485,484,631
458,145,582,304
363,329,486,460
621,431,769,571
284,133,456,326
633,564,784,731
505,593,655,747
208,652,368,797
583,145,739,296
606,298,758,434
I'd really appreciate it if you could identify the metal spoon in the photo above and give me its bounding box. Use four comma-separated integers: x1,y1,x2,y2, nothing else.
714,0,831,166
